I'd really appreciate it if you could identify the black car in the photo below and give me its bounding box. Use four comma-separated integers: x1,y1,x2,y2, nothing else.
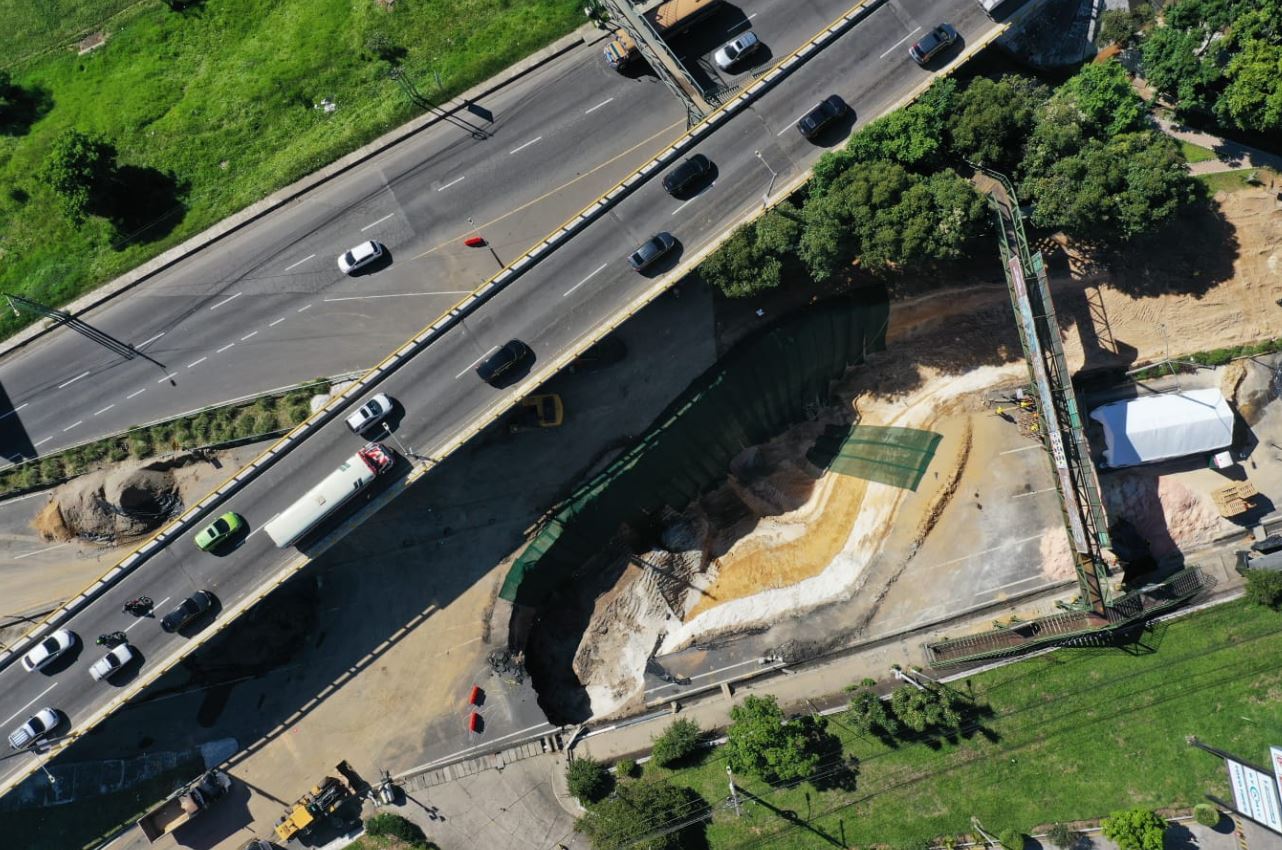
661,154,713,197
796,96,848,139
909,24,958,65
476,339,532,385
161,590,215,633
627,232,677,272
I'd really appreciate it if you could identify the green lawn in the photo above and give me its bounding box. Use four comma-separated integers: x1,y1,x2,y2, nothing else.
633,600,1282,848
1196,169,1263,194
1178,139,1218,164
0,0,583,340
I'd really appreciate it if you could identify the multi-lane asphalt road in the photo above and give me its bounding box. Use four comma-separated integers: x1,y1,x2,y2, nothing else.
0,0,1002,796
2,0,879,462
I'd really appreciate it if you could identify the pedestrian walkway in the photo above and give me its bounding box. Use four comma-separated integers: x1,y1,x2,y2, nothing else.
1155,115,1282,176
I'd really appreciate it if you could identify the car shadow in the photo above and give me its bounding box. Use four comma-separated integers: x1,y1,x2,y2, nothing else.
484,353,537,390
38,641,85,676
799,100,856,146
667,162,719,201
105,645,146,686
213,524,252,557
345,248,393,277
168,592,221,638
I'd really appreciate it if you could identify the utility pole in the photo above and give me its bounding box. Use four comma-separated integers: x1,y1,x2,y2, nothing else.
726,764,741,817
754,150,777,206
599,0,711,124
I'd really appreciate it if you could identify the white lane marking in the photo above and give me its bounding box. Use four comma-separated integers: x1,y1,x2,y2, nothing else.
156,596,171,610
137,331,165,349
980,574,1046,594
0,682,58,728
361,213,394,232
563,262,609,297
283,253,316,272
157,372,177,384
126,388,146,400
920,533,1043,572
268,317,286,327
778,109,812,136
727,11,758,32
247,516,277,539
645,658,761,693
240,331,259,342
0,403,29,421
416,721,557,770
585,98,614,114
57,371,90,389
323,292,469,303
62,420,83,432
209,291,243,311
1000,444,1042,455
455,346,499,380
509,136,543,155
671,197,695,217
216,343,235,354
186,357,207,368
297,304,312,313
879,25,921,59
437,176,466,191
1012,486,1057,500
14,543,69,561
34,437,53,447
93,404,115,416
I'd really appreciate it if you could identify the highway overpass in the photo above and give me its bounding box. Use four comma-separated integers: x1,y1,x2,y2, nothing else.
0,0,1010,798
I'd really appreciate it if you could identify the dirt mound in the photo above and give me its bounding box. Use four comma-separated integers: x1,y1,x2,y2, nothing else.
1100,473,1233,560
39,462,181,542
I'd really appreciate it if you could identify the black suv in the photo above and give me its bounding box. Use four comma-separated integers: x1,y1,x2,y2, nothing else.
476,339,532,386
661,154,712,197
909,24,958,66
161,590,215,633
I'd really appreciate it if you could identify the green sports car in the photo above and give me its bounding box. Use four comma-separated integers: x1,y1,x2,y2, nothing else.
195,511,244,552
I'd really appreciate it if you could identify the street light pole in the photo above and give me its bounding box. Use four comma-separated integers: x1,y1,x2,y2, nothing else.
754,150,777,206
726,764,741,817
381,423,415,461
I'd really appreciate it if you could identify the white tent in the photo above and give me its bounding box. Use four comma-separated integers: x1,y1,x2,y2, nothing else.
1089,388,1234,468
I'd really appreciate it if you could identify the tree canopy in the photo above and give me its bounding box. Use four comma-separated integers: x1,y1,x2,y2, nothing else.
1101,807,1168,850
948,75,1048,168
698,202,802,298
575,779,709,850
37,129,118,223
725,694,821,783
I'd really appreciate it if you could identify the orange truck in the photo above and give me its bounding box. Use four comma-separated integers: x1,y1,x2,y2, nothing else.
603,0,724,70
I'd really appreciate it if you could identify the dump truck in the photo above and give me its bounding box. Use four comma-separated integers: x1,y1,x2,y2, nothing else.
508,394,564,433
136,769,232,842
274,768,356,843
603,0,723,70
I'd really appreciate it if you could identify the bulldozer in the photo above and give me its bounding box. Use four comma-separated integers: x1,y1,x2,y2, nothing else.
273,764,358,843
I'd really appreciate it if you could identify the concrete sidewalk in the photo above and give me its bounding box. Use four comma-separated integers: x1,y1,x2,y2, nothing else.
1156,115,1282,176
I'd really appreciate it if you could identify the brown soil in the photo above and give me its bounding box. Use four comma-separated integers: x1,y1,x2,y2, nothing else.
33,499,71,542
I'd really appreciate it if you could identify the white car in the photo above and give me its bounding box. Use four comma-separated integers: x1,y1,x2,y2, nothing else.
337,240,384,274
89,644,136,682
345,393,395,433
714,31,761,70
8,707,61,750
21,629,76,673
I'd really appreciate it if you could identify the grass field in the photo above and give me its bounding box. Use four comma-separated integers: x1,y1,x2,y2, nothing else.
1196,168,1264,194
632,600,1282,848
0,0,583,340
1178,139,1218,164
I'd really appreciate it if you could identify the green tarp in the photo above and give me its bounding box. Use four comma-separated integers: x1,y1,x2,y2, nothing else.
807,423,941,491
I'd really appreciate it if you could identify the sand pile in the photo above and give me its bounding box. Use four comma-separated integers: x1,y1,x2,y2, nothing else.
34,462,181,542
1100,472,1233,559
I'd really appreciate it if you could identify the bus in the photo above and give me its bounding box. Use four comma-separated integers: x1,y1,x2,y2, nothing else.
263,442,394,548
603,0,724,70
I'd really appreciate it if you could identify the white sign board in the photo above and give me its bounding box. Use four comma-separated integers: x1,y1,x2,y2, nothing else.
1271,747,1282,803
1228,758,1282,831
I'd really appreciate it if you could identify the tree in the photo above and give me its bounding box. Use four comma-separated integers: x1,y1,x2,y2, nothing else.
845,78,956,171
1141,25,1220,115
725,694,820,783
575,779,709,850
889,682,962,734
1218,32,1282,134
650,718,702,768
1055,60,1146,138
698,201,802,298
38,129,117,223
1024,131,1194,243
1193,803,1221,827
1101,807,1167,850
1244,568,1282,609
567,757,614,804
1096,4,1154,45
948,76,1048,168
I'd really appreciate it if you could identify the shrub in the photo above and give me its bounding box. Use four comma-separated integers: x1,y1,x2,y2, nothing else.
576,779,708,850
1193,803,1220,827
651,718,702,768
254,412,279,435
725,694,821,784
567,757,613,804
1101,806,1167,850
999,828,1026,849
1244,569,1282,610
1046,822,1079,849
614,758,637,779
364,812,431,847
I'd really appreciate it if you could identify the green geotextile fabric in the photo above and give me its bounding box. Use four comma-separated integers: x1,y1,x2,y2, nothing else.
499,291,890,607
807,423,941,491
